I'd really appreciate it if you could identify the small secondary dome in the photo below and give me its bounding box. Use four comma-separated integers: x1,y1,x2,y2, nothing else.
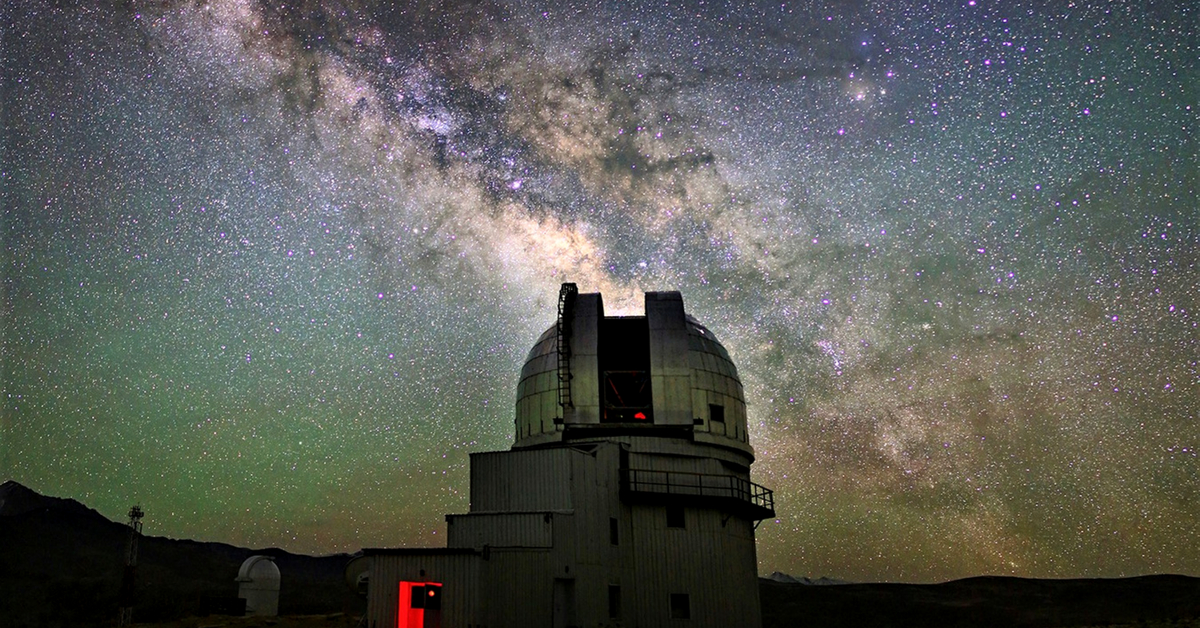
236,555,280,616
515,285,752,458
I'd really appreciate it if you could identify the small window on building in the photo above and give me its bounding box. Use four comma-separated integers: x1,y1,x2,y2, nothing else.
408,584,441,610
608,585,621,619
666,505,685,528
670,593,691,619
709,403,725,423
610,517,619,545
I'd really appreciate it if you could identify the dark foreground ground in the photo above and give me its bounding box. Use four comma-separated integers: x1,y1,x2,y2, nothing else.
122,580,1200,628
4,481,1199,628
129,615,361,628
759,576,1200,628
130,616,1200,628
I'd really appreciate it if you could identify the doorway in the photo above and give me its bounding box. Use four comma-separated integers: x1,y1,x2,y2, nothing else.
398,581,442,628
552,578,576,628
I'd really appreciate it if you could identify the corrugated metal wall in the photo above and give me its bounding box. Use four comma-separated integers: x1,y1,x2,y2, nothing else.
627,503,761,627
470,448,573,512
447,512,554,549
479,548,556,627
573,442,762,628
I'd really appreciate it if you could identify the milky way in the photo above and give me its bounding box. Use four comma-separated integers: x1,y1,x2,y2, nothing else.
2,0,1196,582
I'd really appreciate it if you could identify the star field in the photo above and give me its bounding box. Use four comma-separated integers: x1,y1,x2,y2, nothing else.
2,0,1196,582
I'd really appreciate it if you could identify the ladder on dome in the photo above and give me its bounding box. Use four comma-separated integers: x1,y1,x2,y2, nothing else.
556,283,578,422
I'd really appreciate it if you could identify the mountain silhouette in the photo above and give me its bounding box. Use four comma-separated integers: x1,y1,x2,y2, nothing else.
0,480,361,627
2,480,1198,628
0,479,105,519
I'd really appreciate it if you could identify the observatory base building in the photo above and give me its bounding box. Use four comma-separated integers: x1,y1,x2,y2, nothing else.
357,286,774,628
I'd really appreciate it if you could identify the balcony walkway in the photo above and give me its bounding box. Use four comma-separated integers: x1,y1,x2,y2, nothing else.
621,468,775,521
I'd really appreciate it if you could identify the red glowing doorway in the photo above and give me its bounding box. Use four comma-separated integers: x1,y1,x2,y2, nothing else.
398,581,442,628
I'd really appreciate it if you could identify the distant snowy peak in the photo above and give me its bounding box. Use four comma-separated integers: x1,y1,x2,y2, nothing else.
766,571,849,585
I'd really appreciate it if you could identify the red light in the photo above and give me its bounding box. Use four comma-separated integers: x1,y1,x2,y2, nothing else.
428,590,435,597
634,412,646,420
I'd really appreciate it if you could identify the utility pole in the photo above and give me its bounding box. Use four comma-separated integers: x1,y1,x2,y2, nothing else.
117,505,143,627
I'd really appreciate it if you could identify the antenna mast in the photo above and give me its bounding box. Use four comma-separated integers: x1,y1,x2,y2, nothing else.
117,505,144,627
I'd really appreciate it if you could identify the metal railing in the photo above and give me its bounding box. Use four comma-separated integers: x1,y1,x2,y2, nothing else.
621,468,774,516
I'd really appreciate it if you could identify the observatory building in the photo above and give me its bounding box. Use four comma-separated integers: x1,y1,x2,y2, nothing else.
357,285,774,628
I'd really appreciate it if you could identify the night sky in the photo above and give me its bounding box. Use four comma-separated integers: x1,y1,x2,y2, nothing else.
2,0,1196,583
